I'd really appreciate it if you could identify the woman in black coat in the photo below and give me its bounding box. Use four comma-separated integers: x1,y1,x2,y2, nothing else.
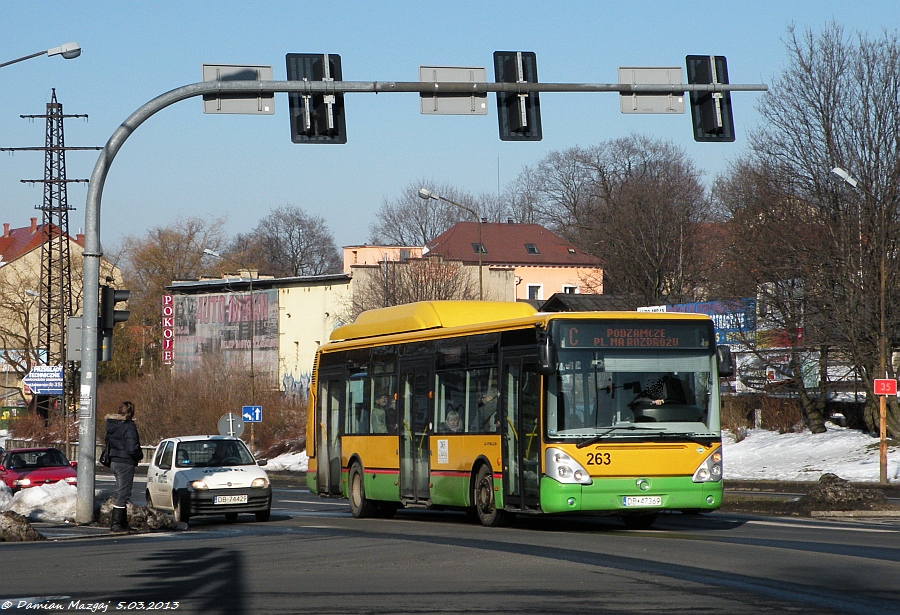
105,400,142,533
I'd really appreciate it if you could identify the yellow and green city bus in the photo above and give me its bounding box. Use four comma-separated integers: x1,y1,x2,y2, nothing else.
306,301,733,528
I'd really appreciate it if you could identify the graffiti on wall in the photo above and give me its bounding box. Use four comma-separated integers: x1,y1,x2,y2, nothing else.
282,371,310,406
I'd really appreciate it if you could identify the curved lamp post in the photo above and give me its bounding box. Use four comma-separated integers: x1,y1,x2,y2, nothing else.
0,42,81,69
832,166,889,484
418,188,483,300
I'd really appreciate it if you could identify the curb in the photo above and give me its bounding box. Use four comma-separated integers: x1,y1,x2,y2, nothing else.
811,510,900,518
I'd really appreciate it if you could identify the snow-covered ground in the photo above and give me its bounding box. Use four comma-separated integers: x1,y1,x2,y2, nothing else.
1,423,897,523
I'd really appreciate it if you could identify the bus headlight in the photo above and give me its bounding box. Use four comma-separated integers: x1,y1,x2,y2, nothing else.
692,447,723,483
545,448,593,485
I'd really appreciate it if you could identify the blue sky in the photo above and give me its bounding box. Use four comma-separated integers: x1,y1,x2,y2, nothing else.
0,1,896,255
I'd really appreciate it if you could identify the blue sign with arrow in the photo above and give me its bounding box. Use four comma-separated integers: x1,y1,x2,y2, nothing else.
23,365,64,395
242,405,262,423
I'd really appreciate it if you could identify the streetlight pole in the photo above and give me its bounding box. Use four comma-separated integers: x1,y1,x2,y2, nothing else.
418,188,483,300
832,166,889,484
0,43,81,69
203,249,256,450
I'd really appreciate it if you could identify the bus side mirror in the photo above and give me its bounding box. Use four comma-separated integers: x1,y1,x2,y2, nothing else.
717,345,734,378
537,329,556,375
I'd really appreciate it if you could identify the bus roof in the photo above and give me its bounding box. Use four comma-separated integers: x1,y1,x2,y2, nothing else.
330,301,538,341
328,301,716,345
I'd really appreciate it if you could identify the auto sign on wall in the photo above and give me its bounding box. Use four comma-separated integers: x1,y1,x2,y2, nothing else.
171,289,279,385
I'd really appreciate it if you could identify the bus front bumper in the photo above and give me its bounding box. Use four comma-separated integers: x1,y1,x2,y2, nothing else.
539,476,723,514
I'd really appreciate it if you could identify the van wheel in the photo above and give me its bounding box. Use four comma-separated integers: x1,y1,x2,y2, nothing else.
348,462,375,518
473,465,508,527
173,491,190,523
255,509,271,522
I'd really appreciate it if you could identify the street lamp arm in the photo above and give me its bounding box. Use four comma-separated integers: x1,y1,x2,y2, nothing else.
0,43,81,68
418,187,484,300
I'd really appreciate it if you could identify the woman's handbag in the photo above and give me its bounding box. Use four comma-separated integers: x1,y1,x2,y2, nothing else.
100,435,111,467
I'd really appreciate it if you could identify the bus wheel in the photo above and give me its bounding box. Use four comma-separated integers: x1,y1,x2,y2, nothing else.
622,513,657,530
348,462,375,518
473,465,508,527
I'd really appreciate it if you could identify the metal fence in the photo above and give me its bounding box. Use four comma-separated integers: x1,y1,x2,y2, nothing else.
2,438,154,465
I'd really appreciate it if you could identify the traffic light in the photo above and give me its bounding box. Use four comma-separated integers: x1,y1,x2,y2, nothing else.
493,51,542,141
99,285,130,362
286,53,347,144
686,55,735,142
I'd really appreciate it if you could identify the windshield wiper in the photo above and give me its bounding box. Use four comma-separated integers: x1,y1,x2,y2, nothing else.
652,432,718,445
576,425,657,448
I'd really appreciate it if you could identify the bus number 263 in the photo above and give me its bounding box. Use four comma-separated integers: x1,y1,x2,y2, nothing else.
586,452,611,465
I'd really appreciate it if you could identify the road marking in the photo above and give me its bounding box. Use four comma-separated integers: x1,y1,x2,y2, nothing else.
747,519,897,533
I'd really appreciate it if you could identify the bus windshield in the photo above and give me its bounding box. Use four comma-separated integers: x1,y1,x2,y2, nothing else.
545,348,716,439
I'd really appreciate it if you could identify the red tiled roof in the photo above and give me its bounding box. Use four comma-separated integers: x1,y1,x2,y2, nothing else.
426,222,599,267
0,218,85,265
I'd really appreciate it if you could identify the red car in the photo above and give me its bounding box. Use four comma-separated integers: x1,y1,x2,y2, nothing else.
0,447,78,493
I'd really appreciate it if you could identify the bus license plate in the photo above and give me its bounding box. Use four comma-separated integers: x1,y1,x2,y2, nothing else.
623,496,662,507
214,495,247,505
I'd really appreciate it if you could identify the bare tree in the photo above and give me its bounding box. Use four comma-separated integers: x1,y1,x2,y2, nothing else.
116,217,226,377
713,158,833,433
738,23,900,437
244,205,342,277
502,165,543,224
350,255,477,319
0,267,43,387
530,135,710,306
369,181,485,246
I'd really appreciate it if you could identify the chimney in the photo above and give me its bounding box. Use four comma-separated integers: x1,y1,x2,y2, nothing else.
76,233,85,245
2,223,8,237
30,217,37,233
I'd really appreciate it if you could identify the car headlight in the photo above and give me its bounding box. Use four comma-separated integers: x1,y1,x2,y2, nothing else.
544,448,592,485
190,480,209,490
251,477,269,488
692,447,723,483
12,478,32,487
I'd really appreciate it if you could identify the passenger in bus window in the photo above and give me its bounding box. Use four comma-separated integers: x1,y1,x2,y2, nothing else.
629,375,686,408
384,395,399,434
371,394,390,434
477,388,499,432
440,409,462,433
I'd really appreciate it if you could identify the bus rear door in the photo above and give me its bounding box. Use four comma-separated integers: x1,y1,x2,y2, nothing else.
399,358,433,505
316,368,343,496
501,352,541,512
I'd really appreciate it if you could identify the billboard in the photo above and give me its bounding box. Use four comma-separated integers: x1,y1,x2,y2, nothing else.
640,299,757,348
170,290,279,384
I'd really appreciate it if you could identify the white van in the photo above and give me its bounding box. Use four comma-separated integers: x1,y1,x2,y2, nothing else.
146,435,271,523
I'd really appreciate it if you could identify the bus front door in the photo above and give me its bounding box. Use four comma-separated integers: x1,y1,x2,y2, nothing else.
501,352,541,512
398,359,432,505
316,370,343,496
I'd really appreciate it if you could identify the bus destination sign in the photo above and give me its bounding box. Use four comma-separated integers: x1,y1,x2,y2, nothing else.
556,321,712,350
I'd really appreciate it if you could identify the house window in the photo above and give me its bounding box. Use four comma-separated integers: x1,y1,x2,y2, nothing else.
527,285,542,301
472,243,486,254
525,243,539,255
563,285,578,294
